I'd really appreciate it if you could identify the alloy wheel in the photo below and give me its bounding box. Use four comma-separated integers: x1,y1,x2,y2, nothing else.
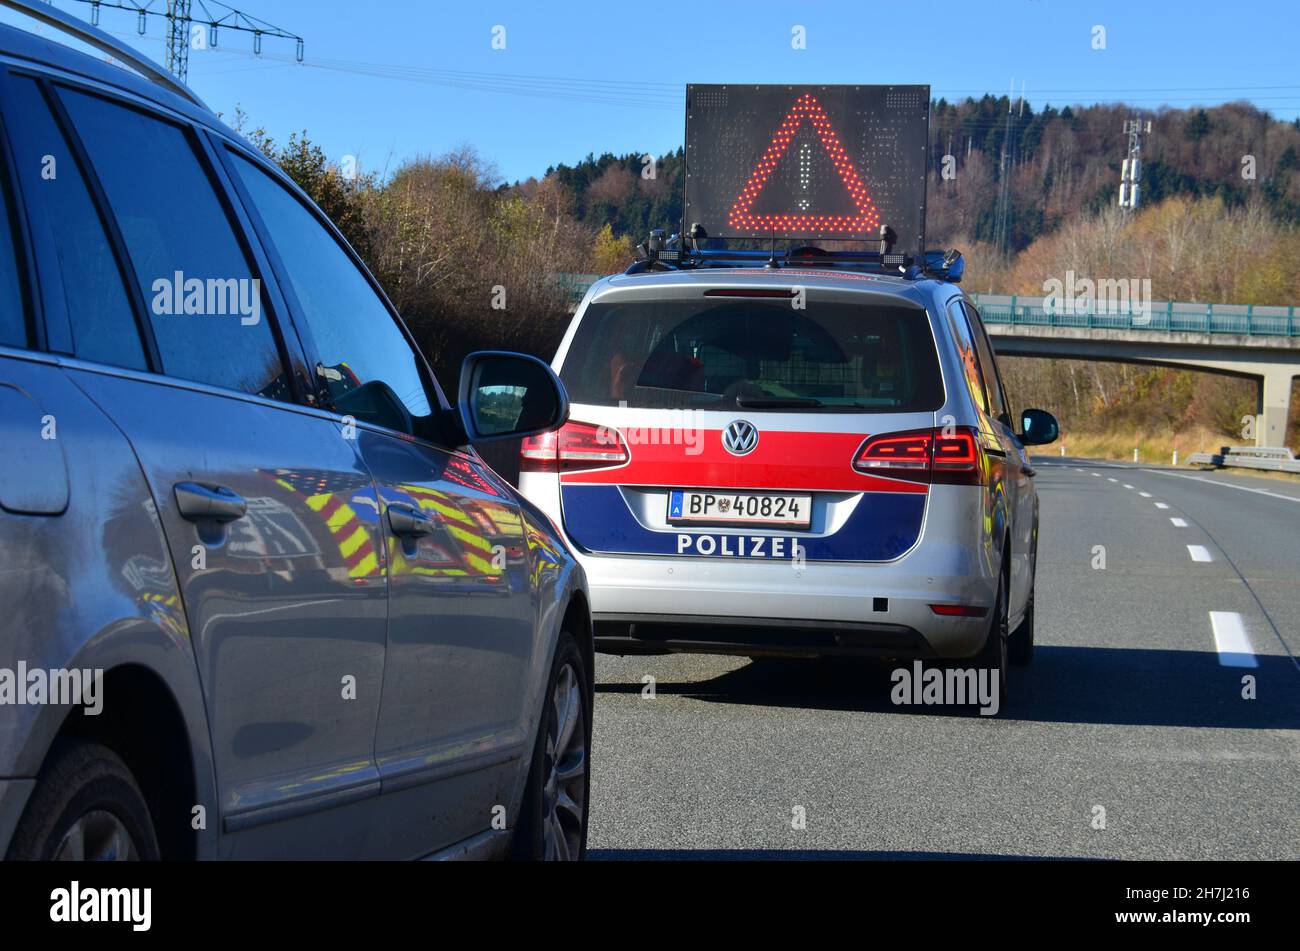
53,809,138,861
541,662,587,861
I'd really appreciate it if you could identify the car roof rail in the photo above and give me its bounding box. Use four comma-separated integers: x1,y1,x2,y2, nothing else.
0,0,208,110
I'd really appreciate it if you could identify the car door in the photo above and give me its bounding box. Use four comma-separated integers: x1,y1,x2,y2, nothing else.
224,149,536,857
5,74,392,857
963,300,1033,619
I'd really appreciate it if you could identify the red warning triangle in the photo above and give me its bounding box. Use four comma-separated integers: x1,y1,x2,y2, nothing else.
728,92,881,235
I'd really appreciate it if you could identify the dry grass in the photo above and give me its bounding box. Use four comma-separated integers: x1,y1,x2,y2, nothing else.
1051,426,1231,466
1052,428,1300,484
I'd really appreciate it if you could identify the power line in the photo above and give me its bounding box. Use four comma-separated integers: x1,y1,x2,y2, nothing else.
67,0,302,82
85,25,1300,117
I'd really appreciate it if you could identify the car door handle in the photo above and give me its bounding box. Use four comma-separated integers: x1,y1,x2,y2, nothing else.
387,502,437,537
175,482,247,522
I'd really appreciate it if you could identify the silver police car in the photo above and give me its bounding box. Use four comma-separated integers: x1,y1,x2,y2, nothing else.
519,249,1059,702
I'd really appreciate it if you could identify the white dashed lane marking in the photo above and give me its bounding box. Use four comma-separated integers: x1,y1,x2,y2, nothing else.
1209,612,1258,668
1155,502,1169,509
1171,517,1188,527
1188,545,1213,563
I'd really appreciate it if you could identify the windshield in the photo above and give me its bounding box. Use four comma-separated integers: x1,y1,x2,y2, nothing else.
559,297,944,412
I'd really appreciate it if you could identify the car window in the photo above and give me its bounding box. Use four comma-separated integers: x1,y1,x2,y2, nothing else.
964,302,1008,421
61,88,291,401
559,298,943,412
227,150,434,431
0,149,27,348
944,299,989,415
5,77,145,368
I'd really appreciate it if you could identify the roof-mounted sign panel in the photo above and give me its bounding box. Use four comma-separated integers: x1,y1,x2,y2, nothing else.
685,84,930,254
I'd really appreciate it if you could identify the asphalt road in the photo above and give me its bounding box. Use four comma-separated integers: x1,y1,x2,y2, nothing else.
586,459,1300,859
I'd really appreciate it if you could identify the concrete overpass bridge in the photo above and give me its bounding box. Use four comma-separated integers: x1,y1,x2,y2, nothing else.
970,294,1300,448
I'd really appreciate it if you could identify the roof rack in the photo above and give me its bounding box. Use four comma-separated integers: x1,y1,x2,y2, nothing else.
0,0,208,110
627,229,965,284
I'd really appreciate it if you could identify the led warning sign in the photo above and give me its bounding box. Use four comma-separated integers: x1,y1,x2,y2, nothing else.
685,84,930,252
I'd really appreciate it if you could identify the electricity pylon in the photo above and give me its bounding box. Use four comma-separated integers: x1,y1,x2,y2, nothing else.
71,0,303,83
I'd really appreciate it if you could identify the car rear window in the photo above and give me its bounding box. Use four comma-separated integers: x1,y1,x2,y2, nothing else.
559,297,944,412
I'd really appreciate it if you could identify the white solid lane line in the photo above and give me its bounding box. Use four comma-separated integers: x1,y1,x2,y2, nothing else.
1188,545,1213,562
1145,469,1300,504
1209,612,1258,668
1155,502,1169,509
1171,517,1188,527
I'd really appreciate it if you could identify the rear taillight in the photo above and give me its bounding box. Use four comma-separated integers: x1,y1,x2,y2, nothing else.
852,427,982,485
520,420,630,473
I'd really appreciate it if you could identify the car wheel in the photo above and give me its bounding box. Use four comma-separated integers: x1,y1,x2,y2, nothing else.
1009,586,1035,666
974,566,1010,709
6,738,159,861
512,630,590,861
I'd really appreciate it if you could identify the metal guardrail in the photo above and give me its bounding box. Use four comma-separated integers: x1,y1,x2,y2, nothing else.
558,273,602,303
1187,446,1300,473
971,294,1300,338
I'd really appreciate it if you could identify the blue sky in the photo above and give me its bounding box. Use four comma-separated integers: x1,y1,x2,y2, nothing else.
9,0,1299,183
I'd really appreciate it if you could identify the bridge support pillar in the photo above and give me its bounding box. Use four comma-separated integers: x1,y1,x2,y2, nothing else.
1259,370,1295,448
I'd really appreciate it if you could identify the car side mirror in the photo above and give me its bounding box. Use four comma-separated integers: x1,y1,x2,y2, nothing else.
456,351,569,444
1019,408,1059,446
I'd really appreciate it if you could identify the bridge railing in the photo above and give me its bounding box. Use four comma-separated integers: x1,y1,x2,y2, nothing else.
555,276,1299,336
971,294,1300,337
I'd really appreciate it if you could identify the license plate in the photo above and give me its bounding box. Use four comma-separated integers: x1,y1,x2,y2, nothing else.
667,490,812,528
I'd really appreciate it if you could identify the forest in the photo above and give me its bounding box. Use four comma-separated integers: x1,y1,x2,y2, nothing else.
239,94,1300,452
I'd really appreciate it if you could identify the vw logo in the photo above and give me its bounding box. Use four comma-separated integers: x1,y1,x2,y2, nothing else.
722,420,759,456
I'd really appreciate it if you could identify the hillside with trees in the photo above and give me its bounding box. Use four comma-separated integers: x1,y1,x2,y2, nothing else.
238,94,1300,452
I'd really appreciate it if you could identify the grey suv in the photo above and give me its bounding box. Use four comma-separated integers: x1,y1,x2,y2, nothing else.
0,3,591,860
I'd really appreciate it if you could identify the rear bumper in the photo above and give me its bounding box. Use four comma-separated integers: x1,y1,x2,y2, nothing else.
581,554,995,660
594,613,937,659
520,475,1000,660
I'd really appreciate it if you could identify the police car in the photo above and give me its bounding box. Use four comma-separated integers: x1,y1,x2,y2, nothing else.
519,243,1058,698
519,85,1058,699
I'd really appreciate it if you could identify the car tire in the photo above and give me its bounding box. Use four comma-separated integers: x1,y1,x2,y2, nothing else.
1009,586,1035,667
974,565,1010,709
511,630,590,861
6,738,159,861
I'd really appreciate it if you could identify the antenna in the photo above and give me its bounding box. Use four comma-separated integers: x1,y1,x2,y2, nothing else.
1118,117,1147,211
